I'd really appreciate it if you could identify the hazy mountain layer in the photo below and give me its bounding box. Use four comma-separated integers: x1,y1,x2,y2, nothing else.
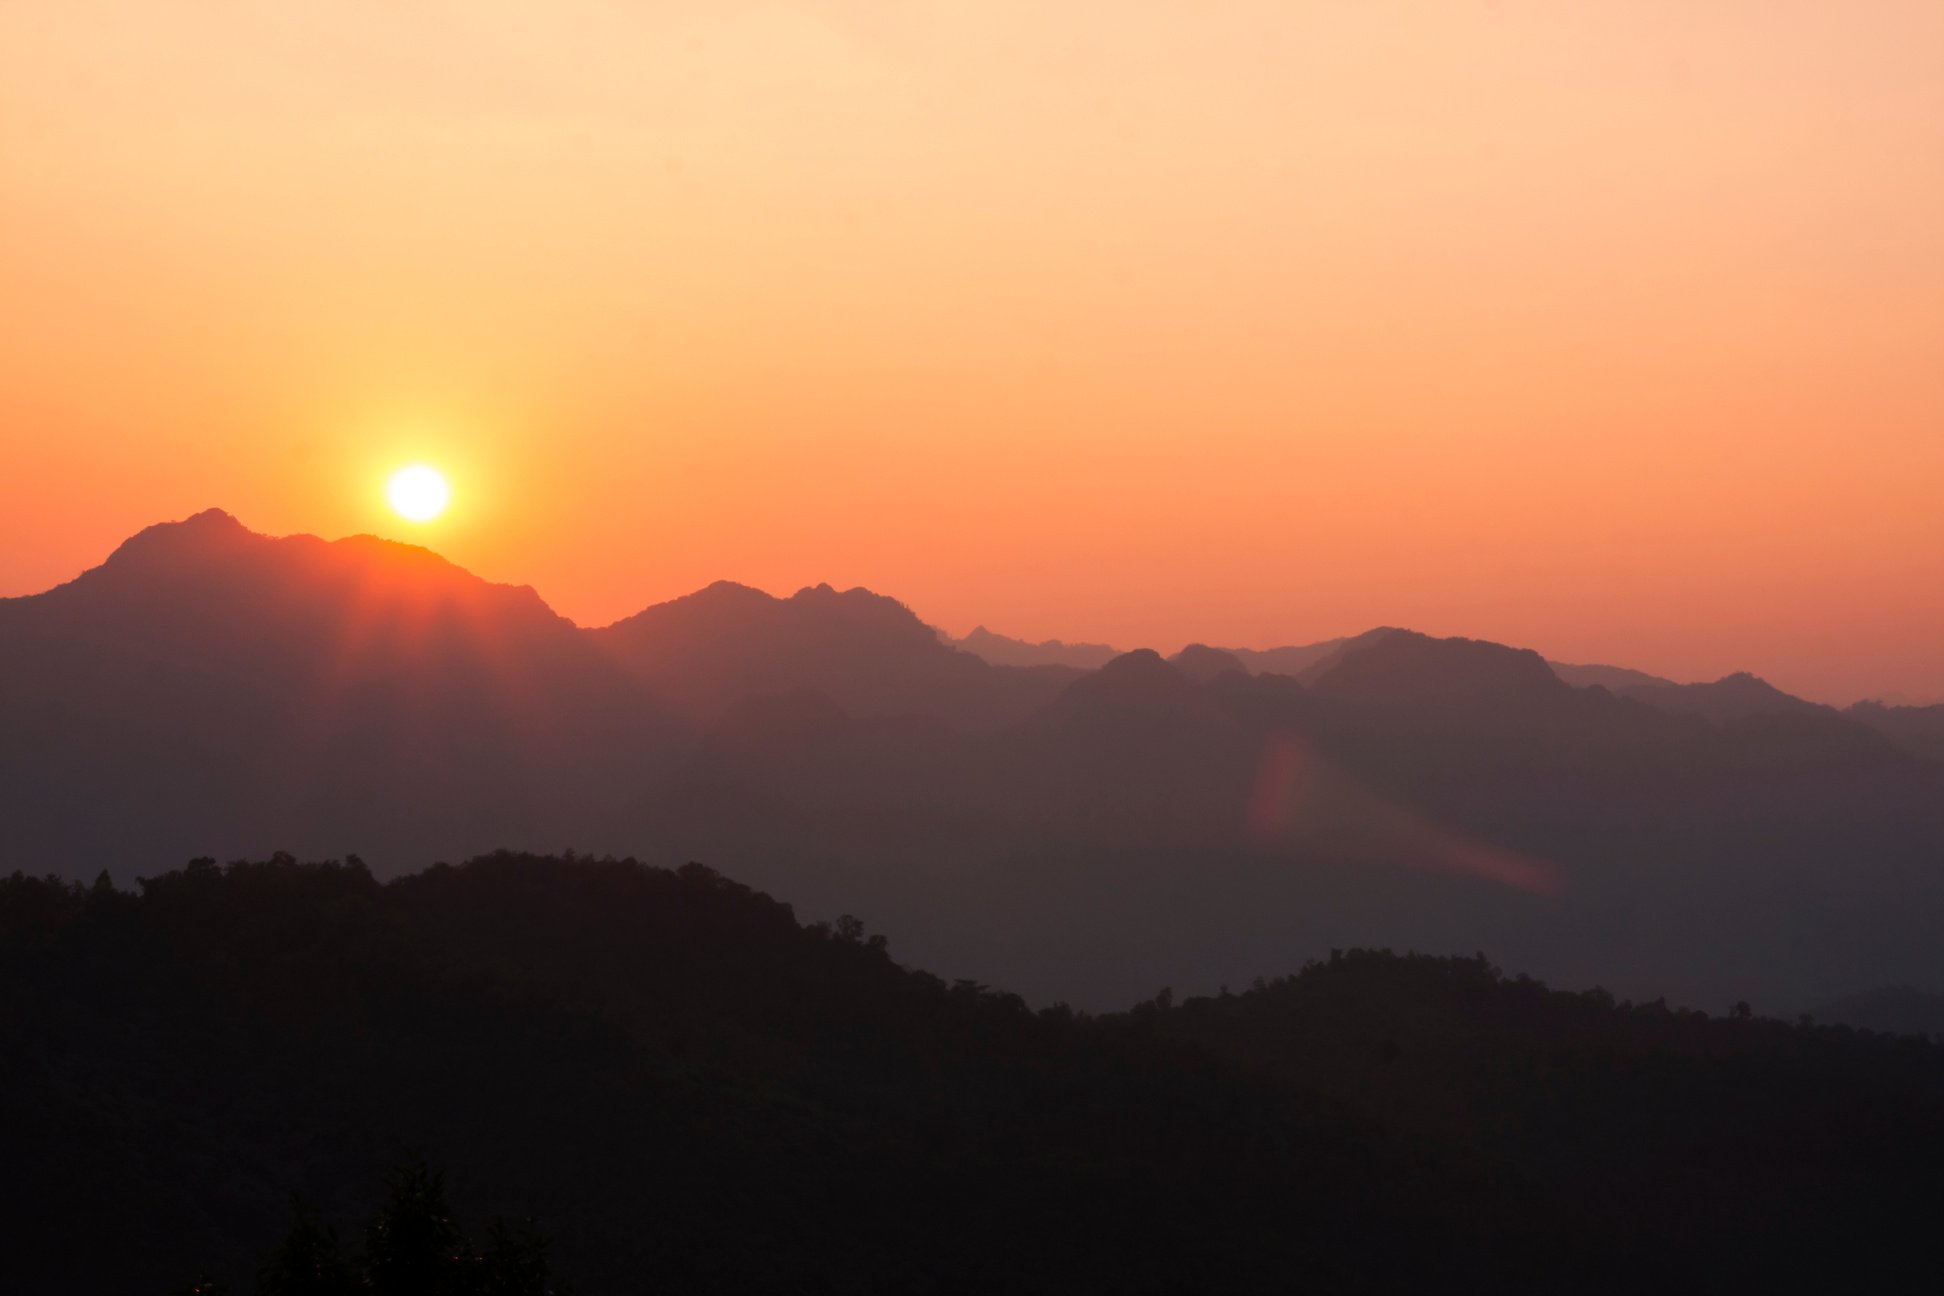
946,624,1121,670
4,512,1942,1016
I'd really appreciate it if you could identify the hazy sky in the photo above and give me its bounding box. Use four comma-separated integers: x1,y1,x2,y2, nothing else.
3,2,1941,703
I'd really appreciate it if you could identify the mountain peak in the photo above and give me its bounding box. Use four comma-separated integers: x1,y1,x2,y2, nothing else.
1620,672,1828,723
182,506,244,528
103,507,254,568
593,576,1060,725
687,579,777,607
1170,643,1251,683
1310,630,1563,705
26,512,574,644
789,581,897,605
1099,647,1171,672
785,583,937,643
1058,649,1193,704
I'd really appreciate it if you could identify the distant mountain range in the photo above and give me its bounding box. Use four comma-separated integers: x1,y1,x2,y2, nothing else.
1548,660,1678,692
943,625,1119,670
963,622,1943,759
4,509,1942,1014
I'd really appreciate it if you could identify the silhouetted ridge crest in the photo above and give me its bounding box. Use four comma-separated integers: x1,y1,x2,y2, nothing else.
690,578,774,604
18,512,573,655
1549,660,1678,692
0,515,675,873
1063,649,1192,703
603,580,937,652
1217,627,1403,682
1846,700,1944,761
1169,643,1251,683
98,507,254,572
1309,630,1564,704
1621,671,1830,723
785,582,943,651
84,509,558,622
7,507,1944,1030
1029,647,1247,741
948,625,1120,670
595,577,1075,726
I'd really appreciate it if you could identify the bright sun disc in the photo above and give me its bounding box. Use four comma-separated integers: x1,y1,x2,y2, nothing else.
387,465,450,522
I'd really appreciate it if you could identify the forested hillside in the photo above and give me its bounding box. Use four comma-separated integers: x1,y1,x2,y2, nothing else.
3,853,1940,1292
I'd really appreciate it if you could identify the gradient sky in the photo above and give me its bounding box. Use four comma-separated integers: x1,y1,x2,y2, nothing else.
3,2,1941,704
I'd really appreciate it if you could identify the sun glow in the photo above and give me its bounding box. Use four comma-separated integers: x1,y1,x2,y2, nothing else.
387,465,450,523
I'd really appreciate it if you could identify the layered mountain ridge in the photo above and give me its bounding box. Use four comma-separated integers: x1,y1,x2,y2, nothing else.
4,510,1941,1013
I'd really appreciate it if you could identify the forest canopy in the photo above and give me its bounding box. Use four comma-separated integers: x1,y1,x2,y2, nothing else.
3,852,1941,1292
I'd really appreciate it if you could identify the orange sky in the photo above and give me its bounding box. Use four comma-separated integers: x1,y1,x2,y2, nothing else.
3,2,1941,705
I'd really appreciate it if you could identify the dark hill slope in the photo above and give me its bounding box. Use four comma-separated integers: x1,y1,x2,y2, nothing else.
0,854,1420,1293
4,855,1943,1292
1813,984,1944,1036
1149,950,1944,1274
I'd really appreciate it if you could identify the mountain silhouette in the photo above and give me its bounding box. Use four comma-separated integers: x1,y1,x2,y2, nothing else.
5,512,1943,1015
946,624,1120,670
1844,699,1944,762
1165,643,1253,683
1618,670,1833,723
1309,629,1566,707
595,581,1079,727
1549,660,1678,691
1215,627,1402,681
0,510,684,874
960,626,1408,685
1611,671,1909,768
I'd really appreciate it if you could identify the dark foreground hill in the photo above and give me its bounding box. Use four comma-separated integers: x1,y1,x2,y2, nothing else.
1813,984,1944,1036
4,853,1941,1293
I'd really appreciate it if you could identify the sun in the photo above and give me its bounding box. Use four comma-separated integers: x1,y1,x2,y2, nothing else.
387,465,450,522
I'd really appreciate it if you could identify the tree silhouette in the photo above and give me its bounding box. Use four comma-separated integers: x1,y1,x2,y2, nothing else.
240,1159,565,1296
363,1156,472,1296
256,1198,354,1296
477,1218,559,1296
